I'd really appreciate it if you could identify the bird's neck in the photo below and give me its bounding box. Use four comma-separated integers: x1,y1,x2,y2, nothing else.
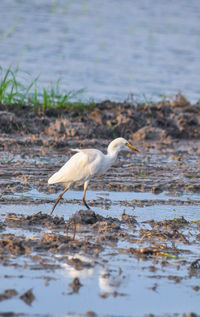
106,148,119,165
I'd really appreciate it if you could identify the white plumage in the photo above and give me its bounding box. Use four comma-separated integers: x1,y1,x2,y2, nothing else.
48,137,139,215
48,149,104,186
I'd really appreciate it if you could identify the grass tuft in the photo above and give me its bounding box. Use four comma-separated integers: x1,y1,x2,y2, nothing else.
0,67,95,115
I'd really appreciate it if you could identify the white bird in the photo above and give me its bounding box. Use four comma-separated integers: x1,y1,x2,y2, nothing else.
48,137,139,215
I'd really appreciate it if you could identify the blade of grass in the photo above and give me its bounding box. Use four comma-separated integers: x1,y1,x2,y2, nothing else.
21,75,40,104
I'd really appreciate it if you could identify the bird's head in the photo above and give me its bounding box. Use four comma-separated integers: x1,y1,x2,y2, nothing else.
107,137,139,155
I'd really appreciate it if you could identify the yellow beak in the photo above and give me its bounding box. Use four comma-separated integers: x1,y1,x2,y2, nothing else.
125,142,139,153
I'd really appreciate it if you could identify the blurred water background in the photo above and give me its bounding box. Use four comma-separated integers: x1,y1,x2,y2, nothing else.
0,0,200,102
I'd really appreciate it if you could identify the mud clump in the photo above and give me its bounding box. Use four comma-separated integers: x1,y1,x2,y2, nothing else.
5,212,66,229
0,234,30,256
130,245,180,259
69,209,103,225
0,289,18,302
151,217,189,231
140,228,189,244
69,277,83,294
20,289,35,306
121,211,138,225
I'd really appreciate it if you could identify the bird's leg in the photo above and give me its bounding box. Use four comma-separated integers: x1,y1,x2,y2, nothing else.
72,223,77,240
82,181,90,209
49,186,69,215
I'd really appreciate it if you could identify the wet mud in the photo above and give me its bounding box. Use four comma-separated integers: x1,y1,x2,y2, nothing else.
0,99,200,316
0,209,200,315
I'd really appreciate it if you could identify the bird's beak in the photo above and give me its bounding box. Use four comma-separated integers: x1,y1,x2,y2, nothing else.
125,142,139,153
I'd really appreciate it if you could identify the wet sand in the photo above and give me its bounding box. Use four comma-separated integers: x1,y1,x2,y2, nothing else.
0,99,200,316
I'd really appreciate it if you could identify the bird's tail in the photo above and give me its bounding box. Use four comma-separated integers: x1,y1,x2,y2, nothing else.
48,172,61,184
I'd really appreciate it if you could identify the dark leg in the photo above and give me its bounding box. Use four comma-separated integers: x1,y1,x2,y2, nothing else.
49,186,69,215
72,223,77,240
82,182,90,209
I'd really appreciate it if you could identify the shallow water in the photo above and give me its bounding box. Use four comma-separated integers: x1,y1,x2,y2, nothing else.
2,189,200,225
0,190,200,316
1,0,200,102
0,254,199,316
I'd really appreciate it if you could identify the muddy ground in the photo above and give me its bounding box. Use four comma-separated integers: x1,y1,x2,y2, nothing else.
1,94,200,196
0,96,200,316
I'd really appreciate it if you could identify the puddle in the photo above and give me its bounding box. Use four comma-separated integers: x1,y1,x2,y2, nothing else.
3,187,200,201
2,189,200,219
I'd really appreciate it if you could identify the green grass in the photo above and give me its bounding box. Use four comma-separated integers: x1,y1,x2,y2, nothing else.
0,66,95,114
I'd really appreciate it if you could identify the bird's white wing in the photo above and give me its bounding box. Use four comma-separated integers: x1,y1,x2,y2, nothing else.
48,149,103,186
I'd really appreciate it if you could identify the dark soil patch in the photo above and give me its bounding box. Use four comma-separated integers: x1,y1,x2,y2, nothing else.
1,94,200,140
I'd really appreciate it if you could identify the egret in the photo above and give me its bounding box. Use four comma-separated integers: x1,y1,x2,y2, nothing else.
48,137,139,215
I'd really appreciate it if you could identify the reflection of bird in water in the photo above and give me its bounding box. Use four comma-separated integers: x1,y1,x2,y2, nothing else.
48,137,139,215
99,269,124,293
60,255,123,294
61,255,94,279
